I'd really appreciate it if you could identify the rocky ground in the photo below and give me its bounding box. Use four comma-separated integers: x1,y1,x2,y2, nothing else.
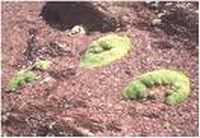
1,2,198,136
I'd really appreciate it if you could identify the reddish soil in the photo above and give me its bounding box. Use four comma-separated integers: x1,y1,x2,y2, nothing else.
1,2,198,136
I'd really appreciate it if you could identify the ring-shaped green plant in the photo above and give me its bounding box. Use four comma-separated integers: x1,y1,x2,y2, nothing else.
80,34,131,68
121,69,190,105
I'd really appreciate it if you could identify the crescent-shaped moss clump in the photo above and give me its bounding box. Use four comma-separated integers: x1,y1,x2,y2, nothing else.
80,34,131,68
122,69,190,105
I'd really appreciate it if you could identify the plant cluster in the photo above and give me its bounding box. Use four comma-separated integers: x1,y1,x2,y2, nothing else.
7,71,37,91
33,59,51,70
80,34,131,68
7,33,191,105
7,59,51,91
121,69,190,105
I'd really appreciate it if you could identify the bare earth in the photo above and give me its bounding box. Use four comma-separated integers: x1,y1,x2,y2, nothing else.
2,2,198,136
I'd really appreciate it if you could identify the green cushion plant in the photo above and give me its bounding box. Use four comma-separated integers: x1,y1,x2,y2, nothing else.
6,59,51,91
7,71,37,91
80,34,131,68
122,69,190,105
33,59,51,70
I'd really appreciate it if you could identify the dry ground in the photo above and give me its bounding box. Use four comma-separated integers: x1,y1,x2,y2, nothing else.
1,2,198,136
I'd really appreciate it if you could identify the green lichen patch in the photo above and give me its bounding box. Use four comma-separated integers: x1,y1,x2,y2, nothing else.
33,59,51,70
80,34,132,68
7,71,37,91
122,69,190,105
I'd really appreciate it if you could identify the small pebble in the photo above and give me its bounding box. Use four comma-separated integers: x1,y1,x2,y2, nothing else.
69,25,87,35
157,13,165,18
108,103,112,107
87,92,92,96
151,18,162,26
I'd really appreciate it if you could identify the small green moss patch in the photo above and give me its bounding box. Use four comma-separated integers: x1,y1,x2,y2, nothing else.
7,71,37,91
33,59,51,70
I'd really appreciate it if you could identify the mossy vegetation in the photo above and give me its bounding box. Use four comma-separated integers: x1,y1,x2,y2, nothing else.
122,69,190,105
80,34,131,68
7,71,37,91
6,59,51,91
33,59,51,70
